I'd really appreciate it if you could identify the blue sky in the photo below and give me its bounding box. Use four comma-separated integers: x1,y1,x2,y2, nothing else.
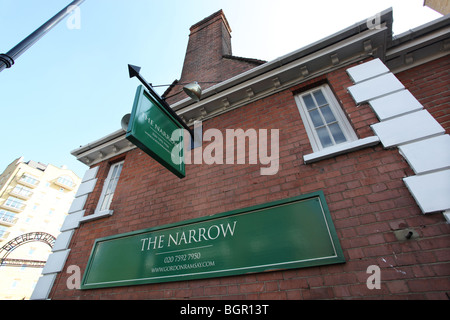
0,0,442,178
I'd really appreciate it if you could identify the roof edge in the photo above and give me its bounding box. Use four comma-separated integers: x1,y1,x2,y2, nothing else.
73,8,450,166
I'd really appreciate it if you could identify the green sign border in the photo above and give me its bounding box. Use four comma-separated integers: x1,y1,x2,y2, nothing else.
81,191,345,290
126,85,185,178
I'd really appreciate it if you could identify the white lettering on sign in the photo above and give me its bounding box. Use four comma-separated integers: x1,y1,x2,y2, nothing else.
140,221,237,251
142,113,176,147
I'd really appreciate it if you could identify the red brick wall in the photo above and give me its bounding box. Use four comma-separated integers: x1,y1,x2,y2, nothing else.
396,56,450,134
49,61,450,300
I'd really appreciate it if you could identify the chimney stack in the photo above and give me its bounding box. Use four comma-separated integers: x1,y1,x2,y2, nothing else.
180,10,232,85
164,10,265,104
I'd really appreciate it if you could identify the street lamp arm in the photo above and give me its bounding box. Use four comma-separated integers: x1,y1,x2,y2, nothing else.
0,0,85,73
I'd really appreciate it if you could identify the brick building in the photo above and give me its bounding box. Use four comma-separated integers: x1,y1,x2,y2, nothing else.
32,9,449,300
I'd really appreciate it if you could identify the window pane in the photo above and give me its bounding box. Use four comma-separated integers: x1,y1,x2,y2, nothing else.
313,90,328,106
105,179,116,195
111,178,120,194
111,165,119,179
98,162,123,212
116,163,123,178
0,210,16,223
320,105,336,124
317,127,333,148
329,123,347,144
100,194,112,212
309,109,324,128
0,226,7,237
302,94,316,110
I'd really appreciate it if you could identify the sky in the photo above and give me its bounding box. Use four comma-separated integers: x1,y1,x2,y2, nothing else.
0,0,442,178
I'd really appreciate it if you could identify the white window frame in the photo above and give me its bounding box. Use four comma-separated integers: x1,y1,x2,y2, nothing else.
0,209,16,224
294,84,357,152
93,161,124,217
5,196,25,211
12,185,33,198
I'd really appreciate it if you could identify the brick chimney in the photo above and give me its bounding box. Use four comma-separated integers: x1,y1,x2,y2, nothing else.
164,10,265,105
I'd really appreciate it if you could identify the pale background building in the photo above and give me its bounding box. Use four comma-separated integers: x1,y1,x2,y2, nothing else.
424,0,450,14
0,157,80,300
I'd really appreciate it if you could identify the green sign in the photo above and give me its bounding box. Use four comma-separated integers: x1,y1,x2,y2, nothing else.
81,191,344,290
126,85,185,178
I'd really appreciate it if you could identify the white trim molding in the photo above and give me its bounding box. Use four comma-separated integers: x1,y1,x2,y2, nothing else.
404,170,450,214
304,136,380,164
347,58,450,216
30,166,99,300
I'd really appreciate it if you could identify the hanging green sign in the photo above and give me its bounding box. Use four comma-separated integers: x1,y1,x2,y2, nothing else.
125,85,185,178
81,191,345,290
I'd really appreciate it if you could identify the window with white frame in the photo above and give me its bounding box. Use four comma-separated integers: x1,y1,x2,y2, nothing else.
57,175,75,189
5,197,25,211
0,226,8,238
12,185,33,198
95,161,124,214
20,174,39,187
294,84,357,152
0,210,16,224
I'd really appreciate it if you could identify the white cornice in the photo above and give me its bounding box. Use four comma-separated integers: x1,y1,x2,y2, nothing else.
71,130,134,166
175,26,389,126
